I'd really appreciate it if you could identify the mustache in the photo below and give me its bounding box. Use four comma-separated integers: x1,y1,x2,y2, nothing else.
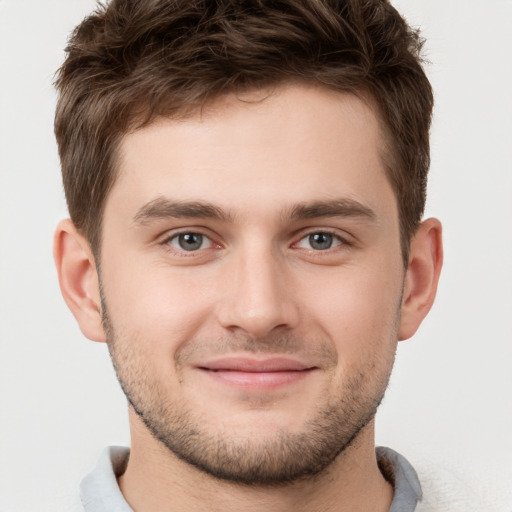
174,333,338,369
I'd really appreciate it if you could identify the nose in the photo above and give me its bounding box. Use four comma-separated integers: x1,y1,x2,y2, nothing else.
215,245,300,339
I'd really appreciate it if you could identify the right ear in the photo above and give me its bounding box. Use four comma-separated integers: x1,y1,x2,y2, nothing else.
53,219,106,342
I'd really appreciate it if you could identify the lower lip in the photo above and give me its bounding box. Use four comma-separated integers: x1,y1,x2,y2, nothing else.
199,369,314,391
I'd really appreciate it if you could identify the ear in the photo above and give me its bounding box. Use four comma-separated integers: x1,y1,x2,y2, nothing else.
53,219,106,342
398,218,443,341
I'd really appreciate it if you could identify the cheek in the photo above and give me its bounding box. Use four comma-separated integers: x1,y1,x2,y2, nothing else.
301,263,403,357
100,256,217,356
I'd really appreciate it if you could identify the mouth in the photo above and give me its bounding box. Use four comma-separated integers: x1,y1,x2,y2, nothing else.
196,357,318,390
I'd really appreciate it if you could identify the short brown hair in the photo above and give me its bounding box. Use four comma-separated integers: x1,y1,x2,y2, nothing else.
54,0,433,263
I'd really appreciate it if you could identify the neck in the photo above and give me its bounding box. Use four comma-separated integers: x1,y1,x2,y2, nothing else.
118,411,393,512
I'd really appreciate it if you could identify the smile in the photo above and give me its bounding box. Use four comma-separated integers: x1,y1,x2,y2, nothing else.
197,357,318,391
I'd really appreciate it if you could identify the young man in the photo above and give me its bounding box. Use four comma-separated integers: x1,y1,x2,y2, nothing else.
53,1,443,510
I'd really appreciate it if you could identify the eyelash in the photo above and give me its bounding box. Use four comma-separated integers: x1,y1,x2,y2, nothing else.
299,229,349,247
160,229,350,256
161,230,219,255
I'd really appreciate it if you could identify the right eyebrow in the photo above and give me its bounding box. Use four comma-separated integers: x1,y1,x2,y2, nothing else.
132,197,233,226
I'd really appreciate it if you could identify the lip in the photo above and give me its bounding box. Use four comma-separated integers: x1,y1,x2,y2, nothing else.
196,357,317,390
200,357,313,372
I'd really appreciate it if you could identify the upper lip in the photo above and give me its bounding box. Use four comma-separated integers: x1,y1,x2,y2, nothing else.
198,357,315,372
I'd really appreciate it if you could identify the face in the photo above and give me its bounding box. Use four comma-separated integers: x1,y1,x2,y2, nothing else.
99,84,405,484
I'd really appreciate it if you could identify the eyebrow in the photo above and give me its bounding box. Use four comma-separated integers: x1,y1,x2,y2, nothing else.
132,197,233,225
132,196,375,226
288,199,375,221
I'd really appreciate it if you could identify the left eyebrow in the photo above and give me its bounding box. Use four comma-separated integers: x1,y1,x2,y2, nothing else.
286,198,376,221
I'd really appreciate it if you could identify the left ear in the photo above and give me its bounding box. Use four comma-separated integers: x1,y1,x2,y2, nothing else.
398,218,443,341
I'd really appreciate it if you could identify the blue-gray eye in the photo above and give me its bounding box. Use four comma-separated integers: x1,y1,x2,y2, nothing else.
309,233,333,250
169,233,211,251
296,232,342,251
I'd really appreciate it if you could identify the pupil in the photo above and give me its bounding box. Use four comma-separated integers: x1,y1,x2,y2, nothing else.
309,233,332,250
179,233,203,251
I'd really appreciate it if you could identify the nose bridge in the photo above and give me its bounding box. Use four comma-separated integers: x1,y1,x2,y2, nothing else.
216,237,299,338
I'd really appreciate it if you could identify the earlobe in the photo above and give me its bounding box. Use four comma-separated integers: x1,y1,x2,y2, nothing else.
53,219,106,342
398,218,443,341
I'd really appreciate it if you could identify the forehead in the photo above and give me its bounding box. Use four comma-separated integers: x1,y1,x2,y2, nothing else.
110,84,395,222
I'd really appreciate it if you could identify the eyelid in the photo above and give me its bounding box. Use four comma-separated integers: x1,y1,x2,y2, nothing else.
292,228,351,249
295,233,343,250
159,227,223,253
156,226,353,255
168,232,213,251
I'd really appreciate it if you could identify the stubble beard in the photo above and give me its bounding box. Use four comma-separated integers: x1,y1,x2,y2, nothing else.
102,297,398,486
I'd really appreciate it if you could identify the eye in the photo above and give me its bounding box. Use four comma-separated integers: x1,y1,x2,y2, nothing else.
296,232,343,251
168,232,213,251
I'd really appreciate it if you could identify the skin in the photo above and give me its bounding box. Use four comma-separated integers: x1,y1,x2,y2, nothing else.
54,84,442,512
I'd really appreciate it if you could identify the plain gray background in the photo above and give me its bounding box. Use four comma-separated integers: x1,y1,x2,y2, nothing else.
1,1,511,510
